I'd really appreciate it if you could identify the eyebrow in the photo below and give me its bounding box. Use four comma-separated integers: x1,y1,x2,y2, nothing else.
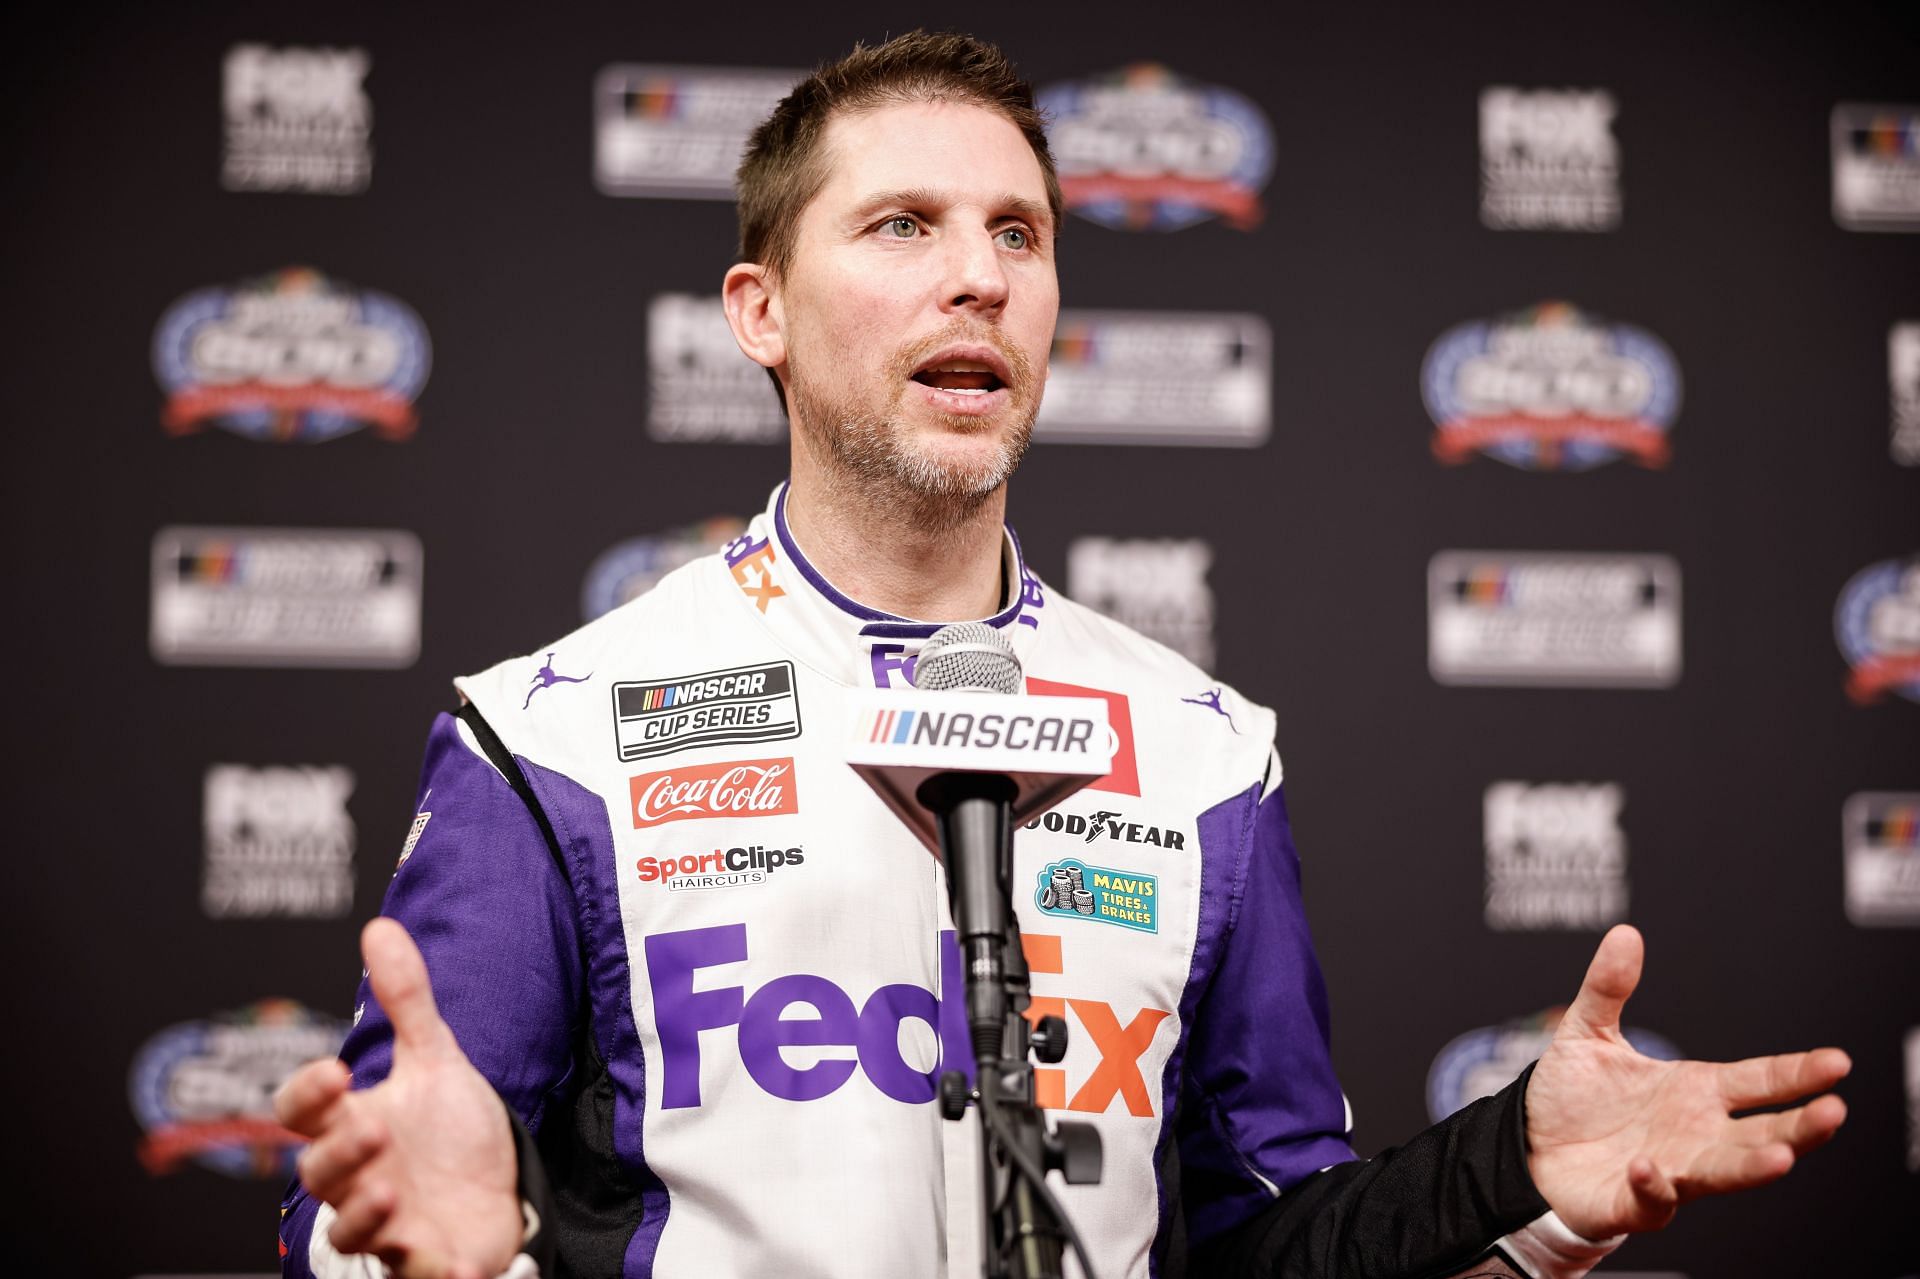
847,187,1052,227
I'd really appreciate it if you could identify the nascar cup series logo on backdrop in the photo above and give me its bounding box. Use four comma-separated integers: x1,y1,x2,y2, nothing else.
1843,792,1920,926
222,44,371,194
594,65,800,198
1427,1010,1679,1123
1429,551,1681,688
154,268,430,442
129,1000,348,1178
150,526,423,668
1834,554,1920,704
1423,302,1679,470
1037,65,1274,231
1036,309,1271,446
1830,103,1920,232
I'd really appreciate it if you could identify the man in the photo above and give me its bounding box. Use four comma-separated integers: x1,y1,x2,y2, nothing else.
275,32,1850,1279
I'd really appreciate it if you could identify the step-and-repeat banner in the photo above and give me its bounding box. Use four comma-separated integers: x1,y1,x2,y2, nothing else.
5,5,1916,1276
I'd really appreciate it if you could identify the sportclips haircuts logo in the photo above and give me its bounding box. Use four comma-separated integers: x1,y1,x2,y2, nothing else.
129,1000,349,1178
154,268,430,442
1038,64,1274,232
630,757,797,828
1835,554,1920,704
646,926,1169,1116
1423,302,1679,470
637,843,804,892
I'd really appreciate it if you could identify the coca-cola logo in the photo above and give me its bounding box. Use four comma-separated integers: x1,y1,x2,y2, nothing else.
630,757,799,828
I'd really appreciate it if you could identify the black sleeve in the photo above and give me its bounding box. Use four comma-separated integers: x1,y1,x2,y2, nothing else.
1191,1064,1549,1279
506,1102,560,1275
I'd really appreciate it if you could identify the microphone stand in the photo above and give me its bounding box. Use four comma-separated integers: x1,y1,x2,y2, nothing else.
919,772,1104,1279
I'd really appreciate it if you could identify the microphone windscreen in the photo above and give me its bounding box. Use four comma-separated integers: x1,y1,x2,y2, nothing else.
913,622,1021,695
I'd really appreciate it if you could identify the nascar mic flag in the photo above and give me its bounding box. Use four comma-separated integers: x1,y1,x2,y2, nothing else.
846,689,1114,857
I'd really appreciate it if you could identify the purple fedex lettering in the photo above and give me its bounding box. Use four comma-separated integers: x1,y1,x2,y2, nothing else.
646,923,971,1108
869,643,918,690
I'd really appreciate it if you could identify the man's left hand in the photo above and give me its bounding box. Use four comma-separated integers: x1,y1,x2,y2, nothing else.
1524,924,1850,1239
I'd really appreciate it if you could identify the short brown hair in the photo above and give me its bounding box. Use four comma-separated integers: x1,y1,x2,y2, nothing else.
736,31,1062,281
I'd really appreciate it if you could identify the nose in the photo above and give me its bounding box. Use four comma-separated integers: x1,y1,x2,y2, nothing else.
938,224,1009,316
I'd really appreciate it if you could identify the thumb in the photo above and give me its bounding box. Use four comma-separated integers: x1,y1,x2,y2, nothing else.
1560,923,1643,1038
363,917,458,1061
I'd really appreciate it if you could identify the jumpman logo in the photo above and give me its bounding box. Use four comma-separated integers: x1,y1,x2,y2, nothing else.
524,653,592,709
1085,810,1121,844
1181,687,1238,734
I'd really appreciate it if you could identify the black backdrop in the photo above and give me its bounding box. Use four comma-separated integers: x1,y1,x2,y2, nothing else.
4,3,1918,1275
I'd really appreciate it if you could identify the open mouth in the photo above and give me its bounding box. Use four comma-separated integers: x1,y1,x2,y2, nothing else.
910,351,1010,397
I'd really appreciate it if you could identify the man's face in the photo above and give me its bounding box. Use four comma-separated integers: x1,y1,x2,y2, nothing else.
775,100,1059,504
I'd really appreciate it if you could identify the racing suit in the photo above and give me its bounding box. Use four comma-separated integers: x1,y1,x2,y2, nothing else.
281,483,1620,1279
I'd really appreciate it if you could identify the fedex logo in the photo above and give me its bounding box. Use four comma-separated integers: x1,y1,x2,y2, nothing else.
644,924,1170,1116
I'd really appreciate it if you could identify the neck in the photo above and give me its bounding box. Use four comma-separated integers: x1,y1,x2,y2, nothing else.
783,449,1009,623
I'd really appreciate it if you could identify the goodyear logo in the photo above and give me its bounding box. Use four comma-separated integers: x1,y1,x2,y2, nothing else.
1034,857,1157,933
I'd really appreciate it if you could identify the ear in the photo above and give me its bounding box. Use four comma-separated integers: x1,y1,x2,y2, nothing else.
723,262,787,375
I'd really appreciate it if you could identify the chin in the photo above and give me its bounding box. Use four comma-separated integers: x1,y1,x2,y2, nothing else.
893,433,1027,499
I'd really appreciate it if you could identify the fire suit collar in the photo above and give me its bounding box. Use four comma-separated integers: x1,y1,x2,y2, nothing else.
726,482,1045,686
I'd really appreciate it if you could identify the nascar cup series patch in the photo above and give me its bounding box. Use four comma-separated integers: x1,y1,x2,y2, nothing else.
1422,301,1680,471
1034,857,1158,933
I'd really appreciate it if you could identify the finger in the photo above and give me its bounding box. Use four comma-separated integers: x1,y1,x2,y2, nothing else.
1561,924,1643,1037
1730,1093,1848,1156
374,1239,464,1279
363,916,458,1060
327,1179,397,1254
275,1058,351,1137
1626,1156,1678,1228
1685,1139,1794,1196
1717,1047,1852,1109
296,1112,390,1202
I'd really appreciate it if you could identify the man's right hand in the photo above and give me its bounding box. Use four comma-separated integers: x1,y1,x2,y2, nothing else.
275,918,524,1279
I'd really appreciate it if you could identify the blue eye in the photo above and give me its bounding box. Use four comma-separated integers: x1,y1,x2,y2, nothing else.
998,227,1028,250
885,216,919,238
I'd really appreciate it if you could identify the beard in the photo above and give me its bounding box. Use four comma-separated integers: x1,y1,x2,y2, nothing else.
788,321,1040,533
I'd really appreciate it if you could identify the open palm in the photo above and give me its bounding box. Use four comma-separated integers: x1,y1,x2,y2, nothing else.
1524,925,1850,1239
275,918,523,1279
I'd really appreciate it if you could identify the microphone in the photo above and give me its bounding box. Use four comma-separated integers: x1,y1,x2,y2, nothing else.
848,623,1109,1278
845,626,1112,858
912,624,1025,1064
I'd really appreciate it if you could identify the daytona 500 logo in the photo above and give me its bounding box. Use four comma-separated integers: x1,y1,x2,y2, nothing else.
153,267,430,442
